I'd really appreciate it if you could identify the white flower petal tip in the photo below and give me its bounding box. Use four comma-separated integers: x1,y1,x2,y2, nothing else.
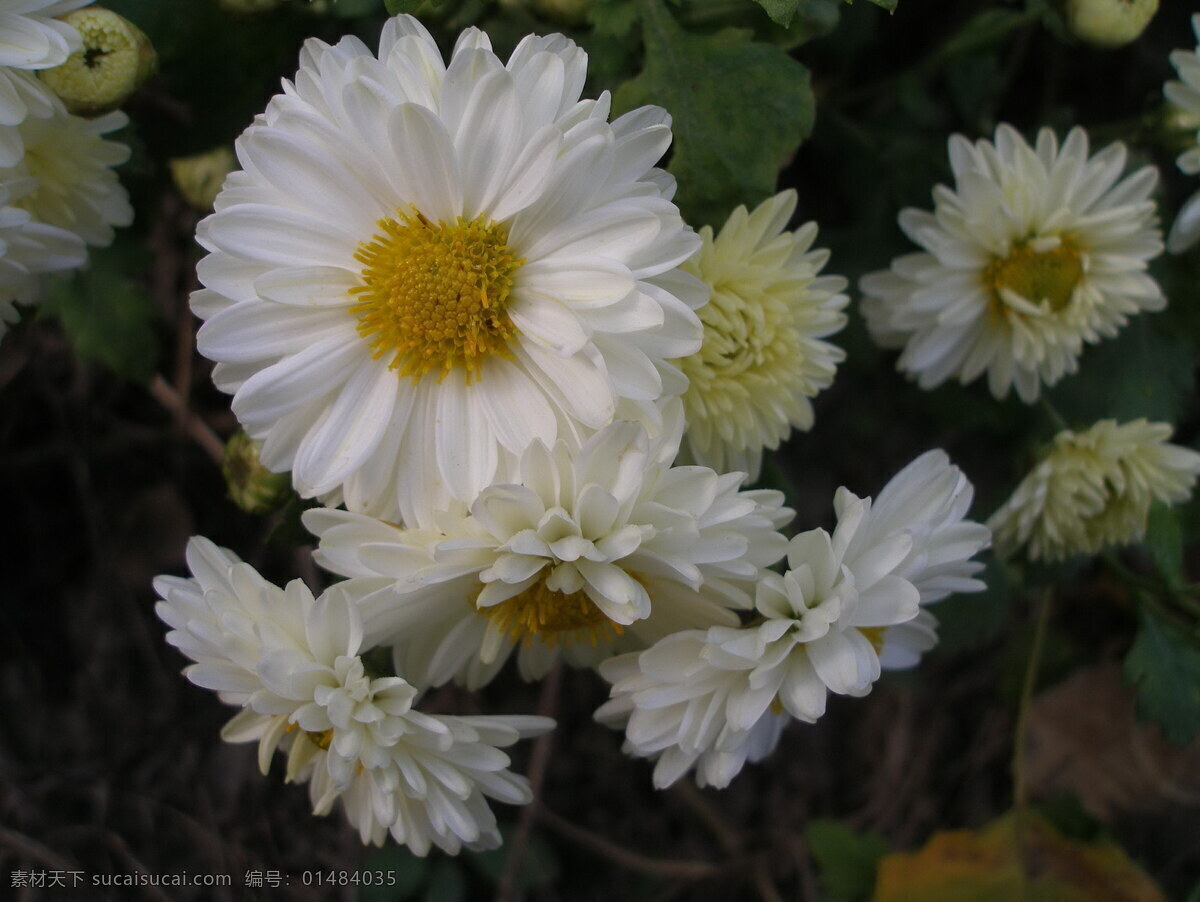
861,123,1164,404
191,15,704,525
678,190,848,481
988,419,1200,563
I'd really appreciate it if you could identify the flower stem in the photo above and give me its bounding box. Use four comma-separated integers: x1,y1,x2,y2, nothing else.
1012,586,1052,809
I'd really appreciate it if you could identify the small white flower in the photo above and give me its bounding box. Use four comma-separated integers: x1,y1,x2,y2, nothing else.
677,190,848,480
988,419,1200,562
861,124,1163,402
305,418,792,688
1165,14,1200,252
597,451,988,789
0,0,93,163
0,179,85,336
0,100,132,247
193,16,707,527
154,537,553,856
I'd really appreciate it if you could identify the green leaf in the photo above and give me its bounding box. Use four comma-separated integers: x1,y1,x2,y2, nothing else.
589,0,640,37
806,819,890,902
1124,606,1200,745
332,0,386,17
384,0,425,15
1144,503,1184,588
615,0,815,227
39,252,158,383
751,0,804,28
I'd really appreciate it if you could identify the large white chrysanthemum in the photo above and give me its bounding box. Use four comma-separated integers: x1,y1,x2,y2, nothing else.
596,451,989,789
861,124,1163,403
154,537,553,855
988,419,1200,562
192,16,706,527
677,190,848,480
305,418,792,688
1165,14,1200,253
0,100,131,246
0,0,92,163
0,178,85,335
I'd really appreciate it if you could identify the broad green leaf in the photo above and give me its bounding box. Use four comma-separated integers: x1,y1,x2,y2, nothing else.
1144,503,1184,587
873,811,1167,902
931,556,1011,655
589,0,640,37
615,0,815,227
751,0,805,27
806,819,890,902
333,0,386,17
40,255,158,383
1125,606,1200,745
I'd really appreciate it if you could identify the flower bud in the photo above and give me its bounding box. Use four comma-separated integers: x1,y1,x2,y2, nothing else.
1065,0,1158,49
169,146,236,212
38,7,156,116
222,431,292,515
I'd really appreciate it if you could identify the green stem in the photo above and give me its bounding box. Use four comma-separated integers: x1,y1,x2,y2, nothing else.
1038,396,1069,433
1012,586,1052,809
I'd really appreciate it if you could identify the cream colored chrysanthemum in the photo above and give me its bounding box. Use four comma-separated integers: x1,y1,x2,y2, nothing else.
988,419,1200,562
1165,14,1200,252
0,99,131,246
677,191,847,480
861,125,1163,402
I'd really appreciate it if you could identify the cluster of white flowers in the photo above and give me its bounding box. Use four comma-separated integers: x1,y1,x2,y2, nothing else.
0,0,132,337
157,13,1000,851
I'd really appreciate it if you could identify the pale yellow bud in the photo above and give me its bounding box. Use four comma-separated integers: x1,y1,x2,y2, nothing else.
1065,0,1158,48
169,147,237,212
38,8,156,116
222,432,292,515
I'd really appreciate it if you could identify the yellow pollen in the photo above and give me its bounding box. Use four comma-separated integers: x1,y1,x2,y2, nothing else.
306,729,334,751
480,580,626,649
984,240,1083,317
350,209,523,383
769,697,784,715
859,627,887,654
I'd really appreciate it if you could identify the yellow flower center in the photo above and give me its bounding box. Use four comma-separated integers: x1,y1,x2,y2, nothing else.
984,240,1083,316
480,580,625,649
858,626,887,654
306,729,334,751
350,209,523,383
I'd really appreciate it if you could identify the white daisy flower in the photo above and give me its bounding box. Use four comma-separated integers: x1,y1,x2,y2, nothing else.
192,16,706,527
1165,14,1200,253
0,100,132,246
154,536,553,856
304,418,792,688
860,124,1164,403
0,179,85,336
677,190,848,480
988,419,1200,562
0,0,92,163
596,451,989,789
